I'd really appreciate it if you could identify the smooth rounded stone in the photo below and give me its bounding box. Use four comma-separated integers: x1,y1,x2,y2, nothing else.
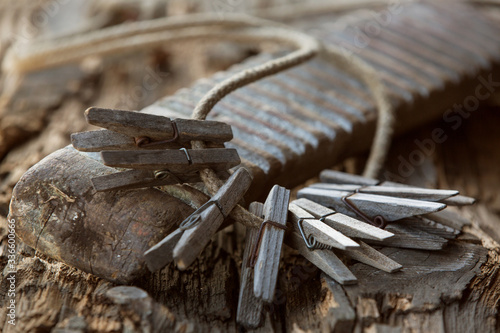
106,286,149,304
8,146,194,284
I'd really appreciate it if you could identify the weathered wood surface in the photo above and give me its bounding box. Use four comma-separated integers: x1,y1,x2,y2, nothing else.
7,146,194,284
1,1,500,332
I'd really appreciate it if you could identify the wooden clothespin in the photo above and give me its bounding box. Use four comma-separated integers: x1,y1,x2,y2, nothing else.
71,107,237,191
297,187,446,228
285,205,357,285
288,204,402,278
288,203,359,250
292,198,394,241
143,168,252,272
237,202,265,329
71,107,233,151
173,167,252,270
310,183,458,202
251,185,290,302
319,169,476,206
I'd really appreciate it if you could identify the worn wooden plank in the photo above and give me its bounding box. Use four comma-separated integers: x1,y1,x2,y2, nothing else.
253,185,290,302
297,187,446,221
85,107,233,142
343,241,402,273
173,168,252,270
100,148,241,171
286,232,357,285
310,183,458,202
293,198,394,241
236,202,265,329
288,203,359,250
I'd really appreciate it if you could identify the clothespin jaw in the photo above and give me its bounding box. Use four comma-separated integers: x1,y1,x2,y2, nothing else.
288,203,359,250
286,202,402,281
71,106,239,191
251,185,290,302
143,167,252,272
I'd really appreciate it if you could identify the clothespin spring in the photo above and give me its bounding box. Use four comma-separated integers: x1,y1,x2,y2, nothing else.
179,198,226,230
134,120,180,147
297,218,333,251
248,220,287,268
341,193,387,229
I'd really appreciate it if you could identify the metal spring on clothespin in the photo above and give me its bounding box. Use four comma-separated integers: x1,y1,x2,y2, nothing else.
296,217,333,251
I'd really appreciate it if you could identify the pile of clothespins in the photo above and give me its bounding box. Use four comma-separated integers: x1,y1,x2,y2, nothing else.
72,107,475,328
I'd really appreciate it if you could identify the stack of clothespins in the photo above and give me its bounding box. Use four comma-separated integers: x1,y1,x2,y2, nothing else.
72,108,475,329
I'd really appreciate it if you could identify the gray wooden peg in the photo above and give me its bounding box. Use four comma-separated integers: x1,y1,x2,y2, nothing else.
253,185,290,302
100,148,241,172
319,169,475,206
236,202,265,329
297,187,446,223
292,198,394,241
288,203,359,250
173,168,253,270
310,183,458,202
84,107,233,143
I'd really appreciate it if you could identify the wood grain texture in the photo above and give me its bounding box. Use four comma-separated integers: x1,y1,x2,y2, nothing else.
342,241,402,273
253,185,290,302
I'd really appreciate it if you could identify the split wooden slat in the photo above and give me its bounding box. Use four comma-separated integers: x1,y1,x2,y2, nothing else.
342,241,402,273
288,203,359,250
293,198,394,241
85,107,233,142
173,168,252,270
297,187,446,221
100,148,241,171
310,183,458,202
236,202,265,329
143,228,183,272
253,185,290,302
91,169,202,192
286,232,357,285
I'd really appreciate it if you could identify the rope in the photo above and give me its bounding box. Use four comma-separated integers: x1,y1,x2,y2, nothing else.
1,12,394,225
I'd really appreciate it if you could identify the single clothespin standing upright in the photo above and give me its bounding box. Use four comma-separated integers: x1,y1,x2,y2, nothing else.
251,185,290,302
237,202,265,329
143,167,252,272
